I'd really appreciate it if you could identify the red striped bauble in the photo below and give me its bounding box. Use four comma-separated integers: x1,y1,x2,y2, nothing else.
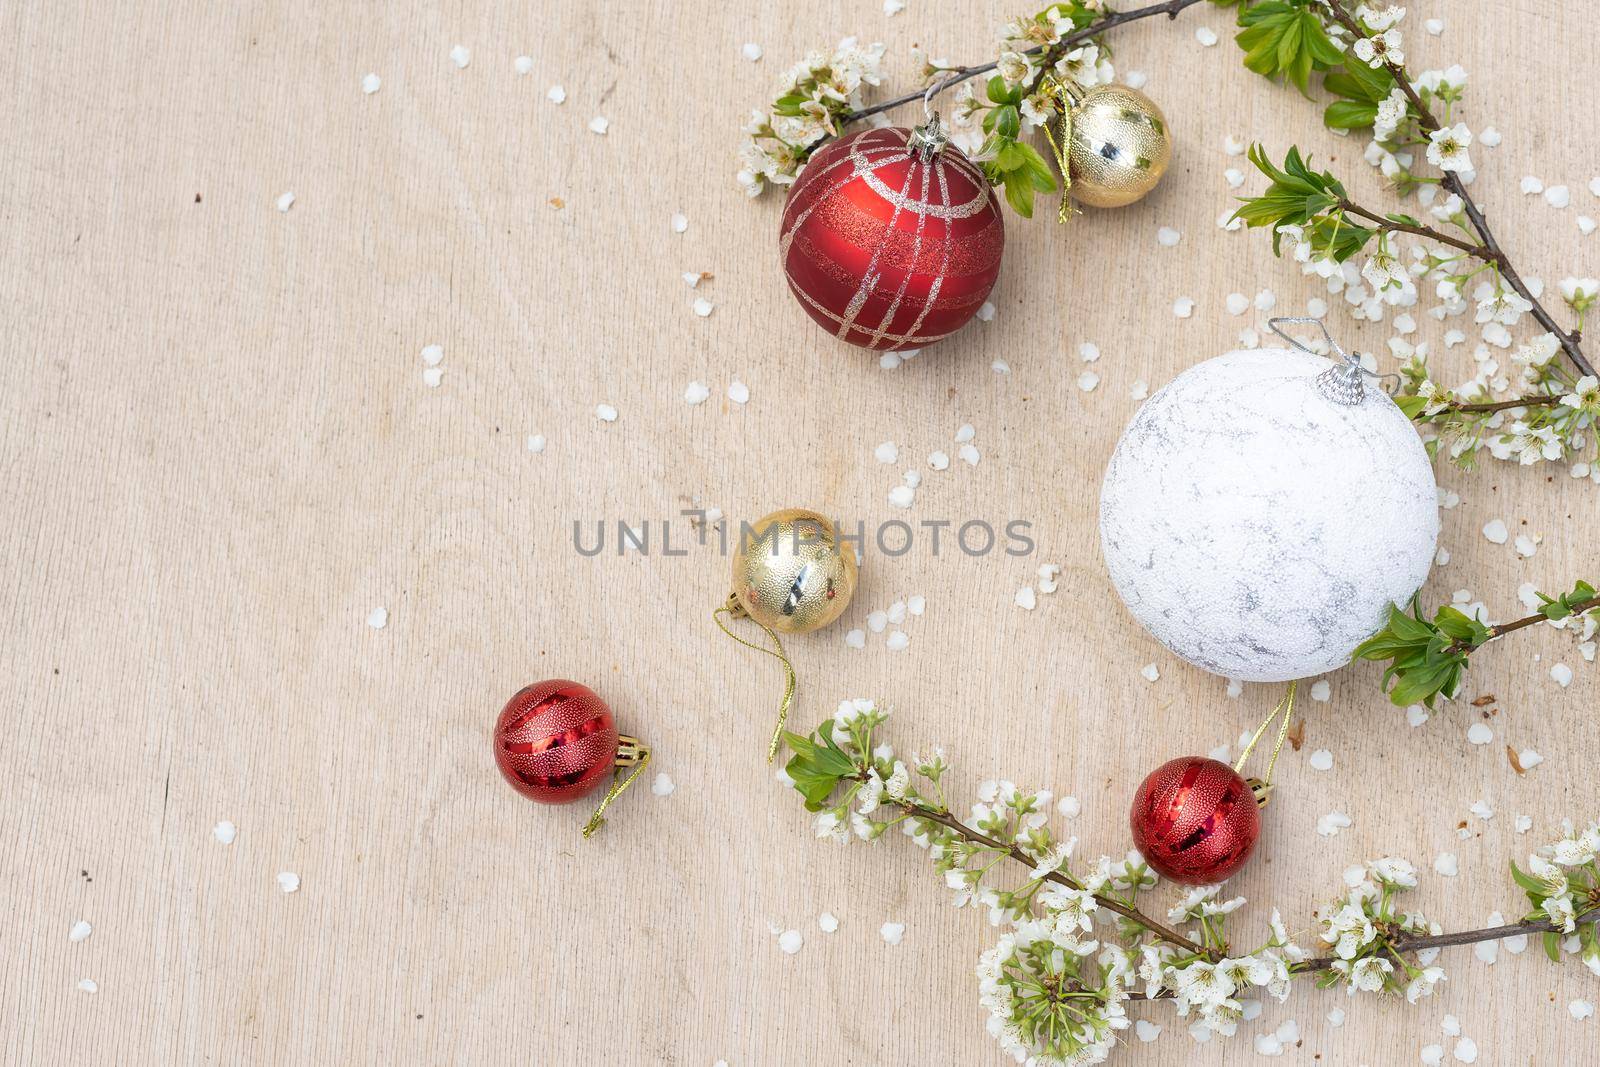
1129,756,1261,884
493,679,619,804
779,123,1004,352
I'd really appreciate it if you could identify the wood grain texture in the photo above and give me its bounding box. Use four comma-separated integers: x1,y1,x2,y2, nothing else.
2,2,1596,1064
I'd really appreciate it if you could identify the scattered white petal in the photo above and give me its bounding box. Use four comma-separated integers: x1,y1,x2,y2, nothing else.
844,629,866,649
1425,17,1444,34
958,443,980,466
595,404,618,422
1475,932,1499,965
727,380,750,404
880,921,905,945
1453,1037,1478,1063
1130,380,1149,401
588,116,609,135
1173,296,1195,318
69,920,92,943
741,42,762,61
1225,292,1250,315
867,611,888,633
1255,289,1278,311
778,929,803,955
1195,26,1218,46
692,297,713,318
1224,135,1245,156
1226,678,1243,698
1326,1008,1345,1027
1545,185,1571,209
1077,370,1100,392
422,367,443,388
684,381,710,405
651,772,675,797
1079,341,1101,362
449,44,470,69
1579,215,1597,236
1481,519,1508,544
671,213,689,234
1136,1020,1162,1042
1470,799,1495,821
213,820,237,845
526,433,546,453
1140,662,1160,683
1157,226,1181,247
366,606,388,629
1224,168,1244,189
77,979,98,994
907,595,926,616
1057,795,1080,819
420,344,444,367
1521,176,1544,195
1309,680,1331,702
275,191,295,213
1421,1046,1444,1067
1254,1034,1283,1056
1515,813,1534,834
1467,722,1493,745
1550,663,1573,688
547,84,566,104
1517,749,1544,770
875,441,899,464
991,359,1010,374
1479,126,1501,147
888,485,915,509
1125,71,1148,90
1571,999,1596,1021
361,73,381,94
1407,704,1429,727
818,911,839,933
514,56,534,75
886,631,910,651
277,871,300,894
1308,749,1333,771
884,0,906,13
1316,811,1352,837
954,424,975,443
976,301,996,322
1442,1014,1461,1037
1431,852,1459,877
1015,586,1037,611
927,450,949,471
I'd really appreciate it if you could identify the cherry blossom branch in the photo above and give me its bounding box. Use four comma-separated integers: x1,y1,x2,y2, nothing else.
894,798,1214,958
1320,0,1596,379
840,0,1207,126
1293,907,1600,975
1336,198,1482,257
1436,394,1564,415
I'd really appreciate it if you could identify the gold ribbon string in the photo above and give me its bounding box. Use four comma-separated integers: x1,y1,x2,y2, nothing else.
581,744,651,838
1232,681,1299,805
1038,78,1077,223
713,594,797,764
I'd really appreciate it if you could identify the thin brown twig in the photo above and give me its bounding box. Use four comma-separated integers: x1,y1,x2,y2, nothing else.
898,801,1215,959
1436,394,1564,415
839,0,1207,126
1320,0,1596,379
1444,596,1599,657
1336,198,1482,257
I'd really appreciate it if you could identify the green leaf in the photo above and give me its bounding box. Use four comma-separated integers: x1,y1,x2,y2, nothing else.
1510,859,1547,897
1324,99,1377,130
1393,394,1429,418
1002,171,1037,218
1544,931,1562,963
1234,3,1342,94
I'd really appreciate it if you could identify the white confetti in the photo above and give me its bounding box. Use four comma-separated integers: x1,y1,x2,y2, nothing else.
1316,811,1352,837
1326,1008,1345,1027
1580,215,1597,236
1224,168,1244,189
671,213,689,234
884,0,906,13
1136,1020,1162,1042
844,629,866,649
1453,1036,1478,1063
1077,370,1100,392
1442,1014,1462,1037
1515,814,1534,833
954,423,975,443
588,116,609,135
958,443,981,466
361,73,381,94
741,42,762,61
1079,341,1101,362
1015,586,1037,611
1130,380,1149,401
421,367,443,388
1550,663,1573,687
1481,519,1508,544
927,450,949,471
526,433,546,453
1467,722,1493,745
875,441,899,464
514,56,533,75
1125,71,1148,89
1157,227,1181,247
1517,749,1544,770
1225,292,1250,315
1407,704,1430,727
886,631,910,651
1195,26,1219,46
69,920,92,943
1571,999,1596,1021
275,191,295,213
77,979,98,994
1309,680,1331,702
1173,297,1195,318
1425,17,1444,34
449,44,471,69
1479,126,1501,147
1140,662,1160,683
1545,185,1571,209
888,485,915,509
908,595,926,616
1520,176,1544,195
213,820,237,845
366,606,388,629
1434,852,1459,877
867,611,887,634
1308,749,1333,771
420,344,444,367
684,381,710,405
276,871,300,894
1057,795,1080,818
692,297,713,318
818,912,839,933
1224,135,1245,156
1470,799,1495,821
778,929,803,955
595,403,618,422
976,301,996,322
547,84,566,105
651,772,675,797
880,921,906,945
991,359,1010,374
727,379,750,404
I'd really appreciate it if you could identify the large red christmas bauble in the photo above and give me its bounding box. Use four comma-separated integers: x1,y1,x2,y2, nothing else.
493,679,619,804
1129,756,1261,884
779,122,1004,352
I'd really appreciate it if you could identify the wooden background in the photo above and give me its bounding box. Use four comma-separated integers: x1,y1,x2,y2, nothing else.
4,2,1596,1064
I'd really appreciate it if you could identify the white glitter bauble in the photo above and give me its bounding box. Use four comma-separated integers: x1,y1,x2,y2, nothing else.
1099,348,1439,682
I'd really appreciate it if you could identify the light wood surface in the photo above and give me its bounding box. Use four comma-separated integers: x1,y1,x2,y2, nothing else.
4,2,1596,1064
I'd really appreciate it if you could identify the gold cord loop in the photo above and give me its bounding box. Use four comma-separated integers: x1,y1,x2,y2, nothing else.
1232,681,1299,807
713,594,797,763
582,737,651,838
1039,78,1079,223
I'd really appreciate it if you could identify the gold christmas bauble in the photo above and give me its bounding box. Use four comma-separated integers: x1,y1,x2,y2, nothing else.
1068,84,1171,209
730,508,857,634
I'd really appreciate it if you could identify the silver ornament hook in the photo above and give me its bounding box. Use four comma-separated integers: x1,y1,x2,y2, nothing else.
1267,316,1400,405
922,71,957,122
907,111,948,163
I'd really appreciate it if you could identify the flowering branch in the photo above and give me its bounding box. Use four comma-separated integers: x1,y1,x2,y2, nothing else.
840,0,1207,126
1353,579,1597,708
1317,0,1595,380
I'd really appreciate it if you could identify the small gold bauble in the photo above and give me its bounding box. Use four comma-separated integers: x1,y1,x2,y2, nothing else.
1068,84,1171,209
731,508,858,634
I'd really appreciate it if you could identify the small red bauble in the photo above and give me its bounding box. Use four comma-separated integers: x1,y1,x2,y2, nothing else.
1129,756,1261,884
779,121,1004,352
493,679,620,804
